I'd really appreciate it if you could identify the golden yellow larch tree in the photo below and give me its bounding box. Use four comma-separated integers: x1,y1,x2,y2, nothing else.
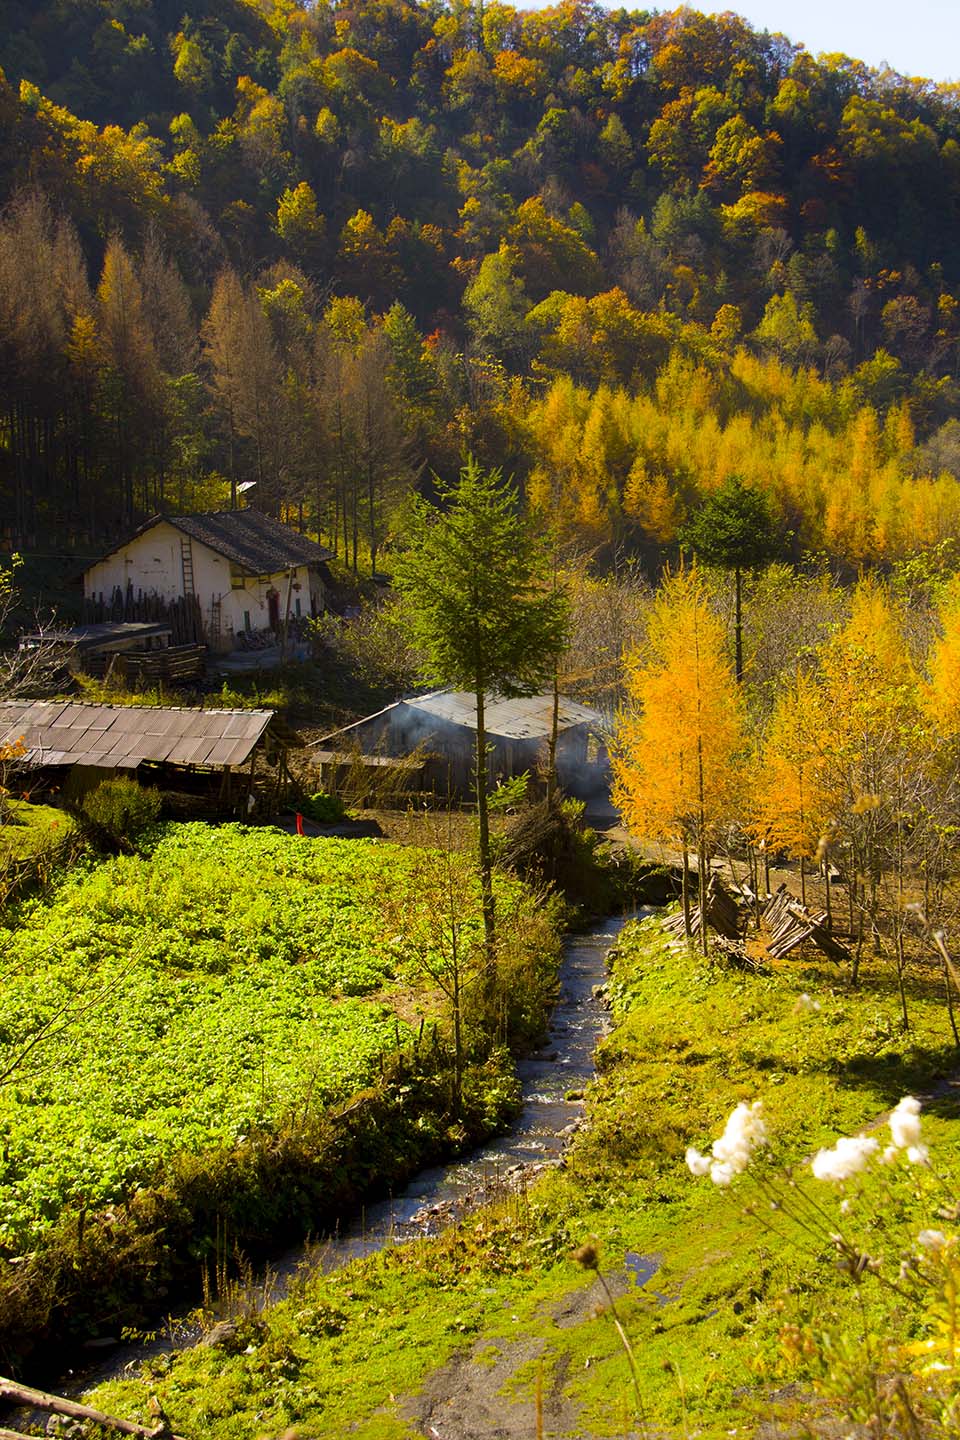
923,575,960,737
613,568,745,951
750,668,834,907
815,578,924,1002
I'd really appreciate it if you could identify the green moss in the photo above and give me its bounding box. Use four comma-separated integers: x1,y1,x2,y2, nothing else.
87,913,960,1438
0,799,74,861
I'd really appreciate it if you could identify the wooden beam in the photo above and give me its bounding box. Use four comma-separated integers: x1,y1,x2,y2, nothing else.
0,1377,186,1440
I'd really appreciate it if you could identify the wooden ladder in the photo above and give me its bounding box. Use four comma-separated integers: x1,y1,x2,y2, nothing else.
180,537,195,597
210,594,222,648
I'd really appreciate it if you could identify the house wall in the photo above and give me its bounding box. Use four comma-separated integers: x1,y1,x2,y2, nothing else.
218,564,323,650
84,523,326,652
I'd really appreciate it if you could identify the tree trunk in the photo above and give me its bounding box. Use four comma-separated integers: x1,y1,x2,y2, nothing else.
696,730,708,955
681,835,692,940
474,685,496,962
698,835,709,957
546,667,560,804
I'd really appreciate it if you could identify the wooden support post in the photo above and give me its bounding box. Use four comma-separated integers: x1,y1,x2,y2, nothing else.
245,751,257,820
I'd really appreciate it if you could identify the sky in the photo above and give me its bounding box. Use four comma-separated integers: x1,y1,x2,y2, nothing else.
726,0,960,83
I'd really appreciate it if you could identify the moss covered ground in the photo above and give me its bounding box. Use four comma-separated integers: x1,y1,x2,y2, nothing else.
87,912,960,1438
0,799,75,861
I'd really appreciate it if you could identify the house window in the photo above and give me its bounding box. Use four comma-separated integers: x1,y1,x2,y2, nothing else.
230,567,246,590
295,597,302,617
243,610,251,633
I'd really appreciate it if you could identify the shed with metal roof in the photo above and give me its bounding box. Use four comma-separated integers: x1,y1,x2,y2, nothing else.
311,689,607,798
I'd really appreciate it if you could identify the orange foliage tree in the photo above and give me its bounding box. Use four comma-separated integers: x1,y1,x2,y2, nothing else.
613,568,744,949
750,668,834,907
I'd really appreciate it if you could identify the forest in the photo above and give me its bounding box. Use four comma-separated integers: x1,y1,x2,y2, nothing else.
3,2,960,564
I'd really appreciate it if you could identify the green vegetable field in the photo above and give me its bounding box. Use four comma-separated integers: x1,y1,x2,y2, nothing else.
0,823,508,1257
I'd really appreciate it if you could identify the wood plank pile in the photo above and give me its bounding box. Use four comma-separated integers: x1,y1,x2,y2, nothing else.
662,873,744,942
84,590,204,644
711,934,769,974
87,643,207,685
762,885,850,962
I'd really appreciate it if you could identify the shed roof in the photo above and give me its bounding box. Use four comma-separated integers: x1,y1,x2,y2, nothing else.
405,690,601,740
0,701,274,770
87,510,333,577
19,622,172,651
312,690,603,748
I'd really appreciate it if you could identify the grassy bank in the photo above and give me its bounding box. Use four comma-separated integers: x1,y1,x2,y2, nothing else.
86,912,960,1438
0,822,560,1373
0,799,79,902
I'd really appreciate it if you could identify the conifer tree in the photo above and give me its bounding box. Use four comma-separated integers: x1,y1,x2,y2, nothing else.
924,576,960,737
750,668,832,907
815,579,923,1000
613,568,744,950
393,457,568,957
680,476,779,683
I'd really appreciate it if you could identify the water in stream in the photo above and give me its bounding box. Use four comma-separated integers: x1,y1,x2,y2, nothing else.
71,910,638,1391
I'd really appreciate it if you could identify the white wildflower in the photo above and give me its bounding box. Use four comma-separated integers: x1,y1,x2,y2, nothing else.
918,1229,947,1251
685,1147,711,1177
710,1101,769,1176
889,1096,923,1151
686,1101,769,1186
793,993,821,1015
840,1198,852,1215
811,1135,879,1182
880,1145,899,1166
907,1144,929,1166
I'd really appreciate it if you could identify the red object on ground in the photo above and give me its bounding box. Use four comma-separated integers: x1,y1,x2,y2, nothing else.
295,812,305,836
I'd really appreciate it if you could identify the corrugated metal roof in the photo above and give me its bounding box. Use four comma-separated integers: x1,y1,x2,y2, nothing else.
311,691,604,748
19,622,172,650
404,690,601,740
0,702,274,770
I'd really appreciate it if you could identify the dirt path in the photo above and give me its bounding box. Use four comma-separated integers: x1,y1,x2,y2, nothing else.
400,1273,634,1440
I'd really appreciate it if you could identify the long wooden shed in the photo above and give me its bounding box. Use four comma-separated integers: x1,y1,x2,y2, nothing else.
0,700,276,770
0,700,296,816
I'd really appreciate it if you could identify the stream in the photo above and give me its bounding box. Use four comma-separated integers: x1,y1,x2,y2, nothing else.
68,910,639,1393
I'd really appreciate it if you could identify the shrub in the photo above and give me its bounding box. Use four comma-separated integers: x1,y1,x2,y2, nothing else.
487,771,532,814
299,791,348,824
78,777,161,852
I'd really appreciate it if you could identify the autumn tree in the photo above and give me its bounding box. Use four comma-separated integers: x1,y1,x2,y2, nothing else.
815,580,925,1006
393,457,568,957
613,568,745,950
750,668,833,907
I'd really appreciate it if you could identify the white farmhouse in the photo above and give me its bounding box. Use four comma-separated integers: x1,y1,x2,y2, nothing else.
83,510,333,652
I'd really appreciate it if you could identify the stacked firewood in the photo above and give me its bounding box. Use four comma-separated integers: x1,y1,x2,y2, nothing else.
661,873,743,942
762,885,850,962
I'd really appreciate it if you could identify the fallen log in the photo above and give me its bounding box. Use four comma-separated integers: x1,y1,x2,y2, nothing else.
0,1377,185,1440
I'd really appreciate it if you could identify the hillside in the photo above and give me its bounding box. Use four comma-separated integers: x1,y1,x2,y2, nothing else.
3,3,960,564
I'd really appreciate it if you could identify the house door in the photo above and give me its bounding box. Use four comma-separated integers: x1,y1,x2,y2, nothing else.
267,590,281,631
